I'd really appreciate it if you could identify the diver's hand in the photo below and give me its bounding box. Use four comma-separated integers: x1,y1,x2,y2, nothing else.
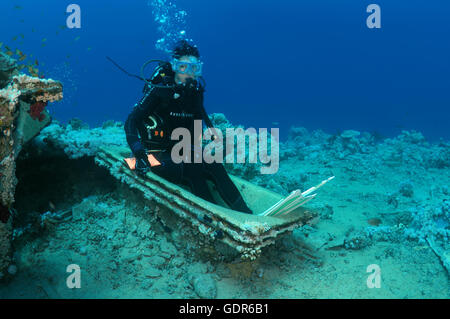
135,150,151,176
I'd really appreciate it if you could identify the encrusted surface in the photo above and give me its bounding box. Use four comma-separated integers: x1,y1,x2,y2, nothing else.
95,146,317,260
0,55,63,276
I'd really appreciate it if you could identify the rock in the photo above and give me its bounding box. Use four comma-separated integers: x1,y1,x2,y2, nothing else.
68,118,89,131
341,130,360,139
124,233,140,248
0,72,62,276
141,247,155,257
215,263,231,279
79,246,87,255
171,257,185,267
191,274,217,299
160,239,177,257
102,120,116,129
72,197,96,221
144,266,162,278
149,256,167,268
120,248,141,263
387,193,399,208
188,262,209,275
136,222,152,239
211,113,228,125
399,181,414,198
140,279,154,289
399,130,426,144
267,179,286,195
7,264,17,275
442,186,449,196
0,52,17,89
289,126,309,139
424,147,450,169
316,204,334,220
343,231,371,250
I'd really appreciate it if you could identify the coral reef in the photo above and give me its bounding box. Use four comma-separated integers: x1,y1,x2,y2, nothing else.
19,116,318,261
1,110,449,297
28,101,48,122
208,113,265,181
404,201,449,244
340,199,449,274
398,180,414,198
0,51,62,278
33,120,126,159
0,52,18,90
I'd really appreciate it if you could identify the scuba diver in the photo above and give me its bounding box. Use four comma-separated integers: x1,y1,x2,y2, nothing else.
124,40,253,214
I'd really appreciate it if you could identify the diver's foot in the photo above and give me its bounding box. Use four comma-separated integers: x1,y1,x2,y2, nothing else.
232,197,253,215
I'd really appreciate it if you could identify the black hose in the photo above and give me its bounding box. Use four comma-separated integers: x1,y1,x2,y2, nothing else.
106,56,175,89
106,56,145,82
106,56,207,90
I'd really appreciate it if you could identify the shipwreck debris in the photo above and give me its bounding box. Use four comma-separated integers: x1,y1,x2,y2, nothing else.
0,50,63,277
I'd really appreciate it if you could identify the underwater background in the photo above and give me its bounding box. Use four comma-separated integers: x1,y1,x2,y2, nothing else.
0,0,449,299
1,0,449,140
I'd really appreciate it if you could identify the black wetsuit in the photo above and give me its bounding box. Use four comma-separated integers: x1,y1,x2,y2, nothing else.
124,72,252,214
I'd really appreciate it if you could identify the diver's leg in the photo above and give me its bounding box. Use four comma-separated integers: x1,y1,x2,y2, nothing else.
202,162,253,214
150,151,184,184
181,163,217,204
152,152,217,204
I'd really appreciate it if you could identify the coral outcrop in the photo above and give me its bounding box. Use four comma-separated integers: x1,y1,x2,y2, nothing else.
0,51,62,278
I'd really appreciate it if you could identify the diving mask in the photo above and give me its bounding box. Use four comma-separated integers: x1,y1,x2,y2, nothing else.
171,58,203,77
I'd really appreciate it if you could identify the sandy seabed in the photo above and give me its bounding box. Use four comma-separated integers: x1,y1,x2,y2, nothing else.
0,119,449,299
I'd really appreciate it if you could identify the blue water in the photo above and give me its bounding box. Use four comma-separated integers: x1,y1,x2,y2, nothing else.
1,0,449,141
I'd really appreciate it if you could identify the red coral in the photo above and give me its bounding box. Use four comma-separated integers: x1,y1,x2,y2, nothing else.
28,101,48,122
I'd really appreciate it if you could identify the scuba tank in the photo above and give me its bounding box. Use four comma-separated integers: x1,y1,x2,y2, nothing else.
142,61,175,94
141,61,175,149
